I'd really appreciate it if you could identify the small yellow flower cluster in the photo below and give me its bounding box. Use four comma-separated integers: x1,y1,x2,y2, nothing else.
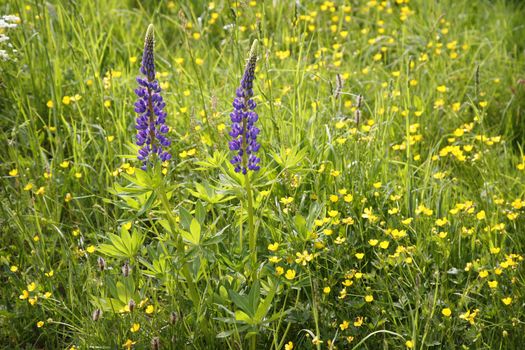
179,148,197,159
459,309,479,325
112,163,136,177
19,281,52,306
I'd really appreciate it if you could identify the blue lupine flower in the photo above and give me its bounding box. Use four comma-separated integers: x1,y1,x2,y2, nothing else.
229,40,260,174
134,24,171,169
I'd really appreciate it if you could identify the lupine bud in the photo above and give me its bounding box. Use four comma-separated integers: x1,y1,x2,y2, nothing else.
229,40,261,174
134,24,171,168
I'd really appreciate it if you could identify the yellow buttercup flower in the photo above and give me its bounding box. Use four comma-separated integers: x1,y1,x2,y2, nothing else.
285,269,296,280
295,250,313,265
145,304,154,314
501,297,512,305
122,339,136,350
442,308,452,317
280,197,294,205
268,242,279,251
478,270,489,278
476,210,486,220
379,241,390,249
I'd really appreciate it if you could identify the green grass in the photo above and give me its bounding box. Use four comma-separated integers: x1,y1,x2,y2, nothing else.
1,0,525,349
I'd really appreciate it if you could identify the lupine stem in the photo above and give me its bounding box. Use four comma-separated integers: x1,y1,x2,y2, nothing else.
245,171,256,267
156,179,200,310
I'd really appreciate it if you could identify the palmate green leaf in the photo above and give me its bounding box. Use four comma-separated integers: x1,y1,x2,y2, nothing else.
194,150,228,171
109,182,151,195
201,224,229,246
136,190,157,216
101,233,129,257
98,243,128,259
180,218,201,245
188,182,236,204
107,185,152,211
190,218,201,243
122,196,141,210
94,297,126,313
269,146,308,170
223,280,278,327
98,227,144,259
120,168,154,189
131,229,145,251
105,278,138,306
227,289,253,318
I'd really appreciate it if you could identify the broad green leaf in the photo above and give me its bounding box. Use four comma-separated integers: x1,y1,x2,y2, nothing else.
254,285,277,324
195,201,206,223
188,218,201,245
294,214,307,234
137,190,157,216
179,207,192,231
248,281,260,316
234,310,253,324
228,290,252,317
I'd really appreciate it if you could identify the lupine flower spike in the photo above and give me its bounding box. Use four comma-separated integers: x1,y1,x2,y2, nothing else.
229,40,260,174
134,24,171,169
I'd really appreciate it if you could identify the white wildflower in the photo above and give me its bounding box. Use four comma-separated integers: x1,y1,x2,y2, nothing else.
0,15,20,28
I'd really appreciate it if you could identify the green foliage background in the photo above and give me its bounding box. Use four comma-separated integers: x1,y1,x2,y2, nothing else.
1,0,524,349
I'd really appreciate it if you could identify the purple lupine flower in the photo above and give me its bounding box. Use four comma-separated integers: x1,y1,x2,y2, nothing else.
229,40,260,174
134,24,171,169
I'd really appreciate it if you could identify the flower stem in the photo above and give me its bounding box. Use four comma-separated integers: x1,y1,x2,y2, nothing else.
156,179,200,307
245,171,256,267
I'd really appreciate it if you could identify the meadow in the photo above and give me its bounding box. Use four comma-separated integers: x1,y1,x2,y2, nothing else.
1,0,525,349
